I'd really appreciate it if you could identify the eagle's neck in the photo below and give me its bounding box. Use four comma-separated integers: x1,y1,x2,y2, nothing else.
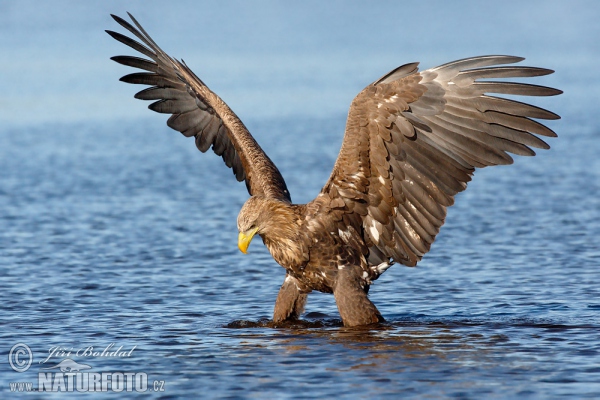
258,200,307,270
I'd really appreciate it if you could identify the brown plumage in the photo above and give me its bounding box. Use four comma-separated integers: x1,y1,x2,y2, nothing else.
108,13,562,327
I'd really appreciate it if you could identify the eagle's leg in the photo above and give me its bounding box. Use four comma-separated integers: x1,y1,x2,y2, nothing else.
273,273,308,322
334,265,384,327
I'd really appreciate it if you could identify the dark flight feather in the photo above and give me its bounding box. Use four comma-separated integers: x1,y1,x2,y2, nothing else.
107,14,291,200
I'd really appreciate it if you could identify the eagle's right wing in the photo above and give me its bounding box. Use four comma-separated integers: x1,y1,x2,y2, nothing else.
107,13,291,202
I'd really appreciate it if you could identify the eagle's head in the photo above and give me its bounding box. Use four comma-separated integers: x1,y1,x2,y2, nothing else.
236,196,298,255
237,196,265,254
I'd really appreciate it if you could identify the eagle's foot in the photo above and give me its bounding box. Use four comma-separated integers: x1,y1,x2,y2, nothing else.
334,265,384,327
273,273,308,322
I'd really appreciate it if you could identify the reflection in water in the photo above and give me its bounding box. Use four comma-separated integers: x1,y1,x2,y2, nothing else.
225,318,503,375
223,316,600,389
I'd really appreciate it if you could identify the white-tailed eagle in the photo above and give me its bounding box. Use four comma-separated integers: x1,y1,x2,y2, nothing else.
107,13,561,326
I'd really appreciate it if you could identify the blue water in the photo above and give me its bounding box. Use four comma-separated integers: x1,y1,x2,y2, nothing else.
1,1,599,398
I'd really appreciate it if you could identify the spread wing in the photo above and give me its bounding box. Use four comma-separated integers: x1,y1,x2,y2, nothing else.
320,55,561,267
106,13,291,202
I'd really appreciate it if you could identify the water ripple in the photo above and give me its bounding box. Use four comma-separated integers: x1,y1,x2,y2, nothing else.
1,118,599,398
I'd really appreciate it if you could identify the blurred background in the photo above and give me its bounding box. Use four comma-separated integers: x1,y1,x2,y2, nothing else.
0,0,595,127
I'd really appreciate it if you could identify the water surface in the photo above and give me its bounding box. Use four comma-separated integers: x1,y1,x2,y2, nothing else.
1,116,599,398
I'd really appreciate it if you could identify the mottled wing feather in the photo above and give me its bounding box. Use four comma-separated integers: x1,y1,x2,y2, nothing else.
107,13,291,201
320,55,561,268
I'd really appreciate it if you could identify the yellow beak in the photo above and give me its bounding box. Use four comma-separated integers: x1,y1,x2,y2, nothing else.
238,227,258,254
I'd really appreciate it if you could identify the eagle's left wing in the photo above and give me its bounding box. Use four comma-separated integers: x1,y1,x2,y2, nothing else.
318,56,561,268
